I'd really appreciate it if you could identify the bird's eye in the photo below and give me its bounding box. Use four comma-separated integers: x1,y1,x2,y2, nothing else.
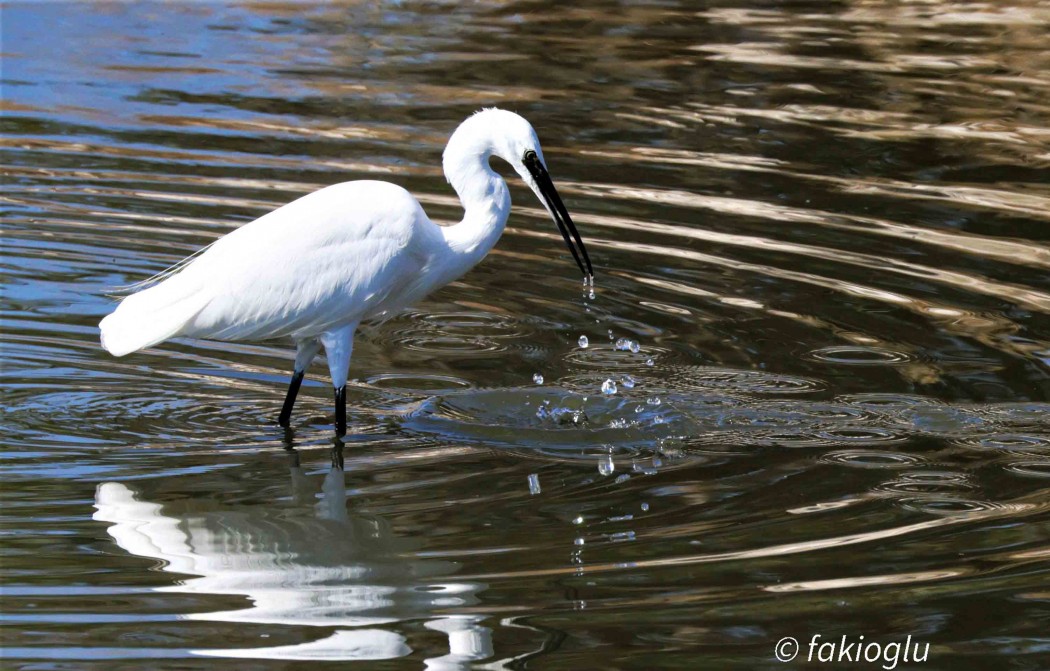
522,149,538,165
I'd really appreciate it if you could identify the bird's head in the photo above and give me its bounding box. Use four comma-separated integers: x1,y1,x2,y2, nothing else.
447,108,593,279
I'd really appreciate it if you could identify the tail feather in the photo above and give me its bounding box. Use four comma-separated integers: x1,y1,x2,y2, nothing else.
99,277,209,357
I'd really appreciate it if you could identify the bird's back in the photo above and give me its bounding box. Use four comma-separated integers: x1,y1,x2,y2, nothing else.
100,180,435,355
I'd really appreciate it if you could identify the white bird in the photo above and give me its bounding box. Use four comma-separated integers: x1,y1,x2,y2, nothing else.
99,108,593,435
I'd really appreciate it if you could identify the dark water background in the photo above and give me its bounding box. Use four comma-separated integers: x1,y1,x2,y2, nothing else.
2,1,1049,668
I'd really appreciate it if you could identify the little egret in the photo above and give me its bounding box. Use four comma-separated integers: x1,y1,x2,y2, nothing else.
99,108,593,435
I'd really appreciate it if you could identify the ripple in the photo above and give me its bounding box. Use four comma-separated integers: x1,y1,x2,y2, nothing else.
815,427,908,444
365,373,474,392
419,311,523,334
663,366,826,396
4,387,272,448
504,443,653,466
403,387,680,452
563,344,673,371
877,471,974,497
1003,460,1050,479
901,406,989,435
970,403,1050,428
807,345,913,365
379,311,532,355
400,335,506,353
821,449,925,469
953,433,1050,454
766,401,875,420
898,497,1022,516
838,393,946,407
759,433,846,448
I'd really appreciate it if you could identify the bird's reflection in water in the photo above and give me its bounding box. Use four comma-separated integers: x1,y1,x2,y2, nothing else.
93,442,493,666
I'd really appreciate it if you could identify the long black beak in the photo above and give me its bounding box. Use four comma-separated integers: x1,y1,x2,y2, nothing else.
523,150,593,278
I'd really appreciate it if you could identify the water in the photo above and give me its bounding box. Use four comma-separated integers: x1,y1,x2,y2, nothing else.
2,1,1049,668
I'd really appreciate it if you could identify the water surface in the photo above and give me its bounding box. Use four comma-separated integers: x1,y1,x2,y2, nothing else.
2,1,1049,668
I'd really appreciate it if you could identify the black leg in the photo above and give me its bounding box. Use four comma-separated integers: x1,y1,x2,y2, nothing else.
278,370,305,427
334,385,347,437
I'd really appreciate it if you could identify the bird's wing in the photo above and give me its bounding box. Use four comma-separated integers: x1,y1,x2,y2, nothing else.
104,180,432,350
182,180,431,342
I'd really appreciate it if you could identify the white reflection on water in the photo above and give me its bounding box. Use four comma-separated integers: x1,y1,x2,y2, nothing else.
92,457,492,665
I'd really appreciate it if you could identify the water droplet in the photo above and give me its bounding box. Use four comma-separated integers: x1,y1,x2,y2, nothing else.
621,374,636,389
588,288,595,300
601,379,617,395
598,454,615,476
608,514,634,522
532,373,544,384
646,358,654,367
640,502,650,512
630,341,641,354
614,473,631,484
572,515,585,525
527,473,541,495
610,531,636,542
574,537,586,546
608,329,614,340
647,396,661,406
578,335,589,348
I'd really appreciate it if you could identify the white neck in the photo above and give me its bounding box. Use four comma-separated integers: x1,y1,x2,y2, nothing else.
439,120,512,266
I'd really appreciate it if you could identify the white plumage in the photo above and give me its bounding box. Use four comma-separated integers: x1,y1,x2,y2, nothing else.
99,108,592,434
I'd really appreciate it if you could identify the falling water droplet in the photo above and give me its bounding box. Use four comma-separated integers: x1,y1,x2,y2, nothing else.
646,358,654,367
630,341,641,354
572,515,585,525
647,396,661,406
527,473,541,495
601,379,617,395
578,335,589,348
621,374,636,389
608,329,614,340
598,454,615,476
640,502,650,512
532,373,544,384
574,537,586,546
